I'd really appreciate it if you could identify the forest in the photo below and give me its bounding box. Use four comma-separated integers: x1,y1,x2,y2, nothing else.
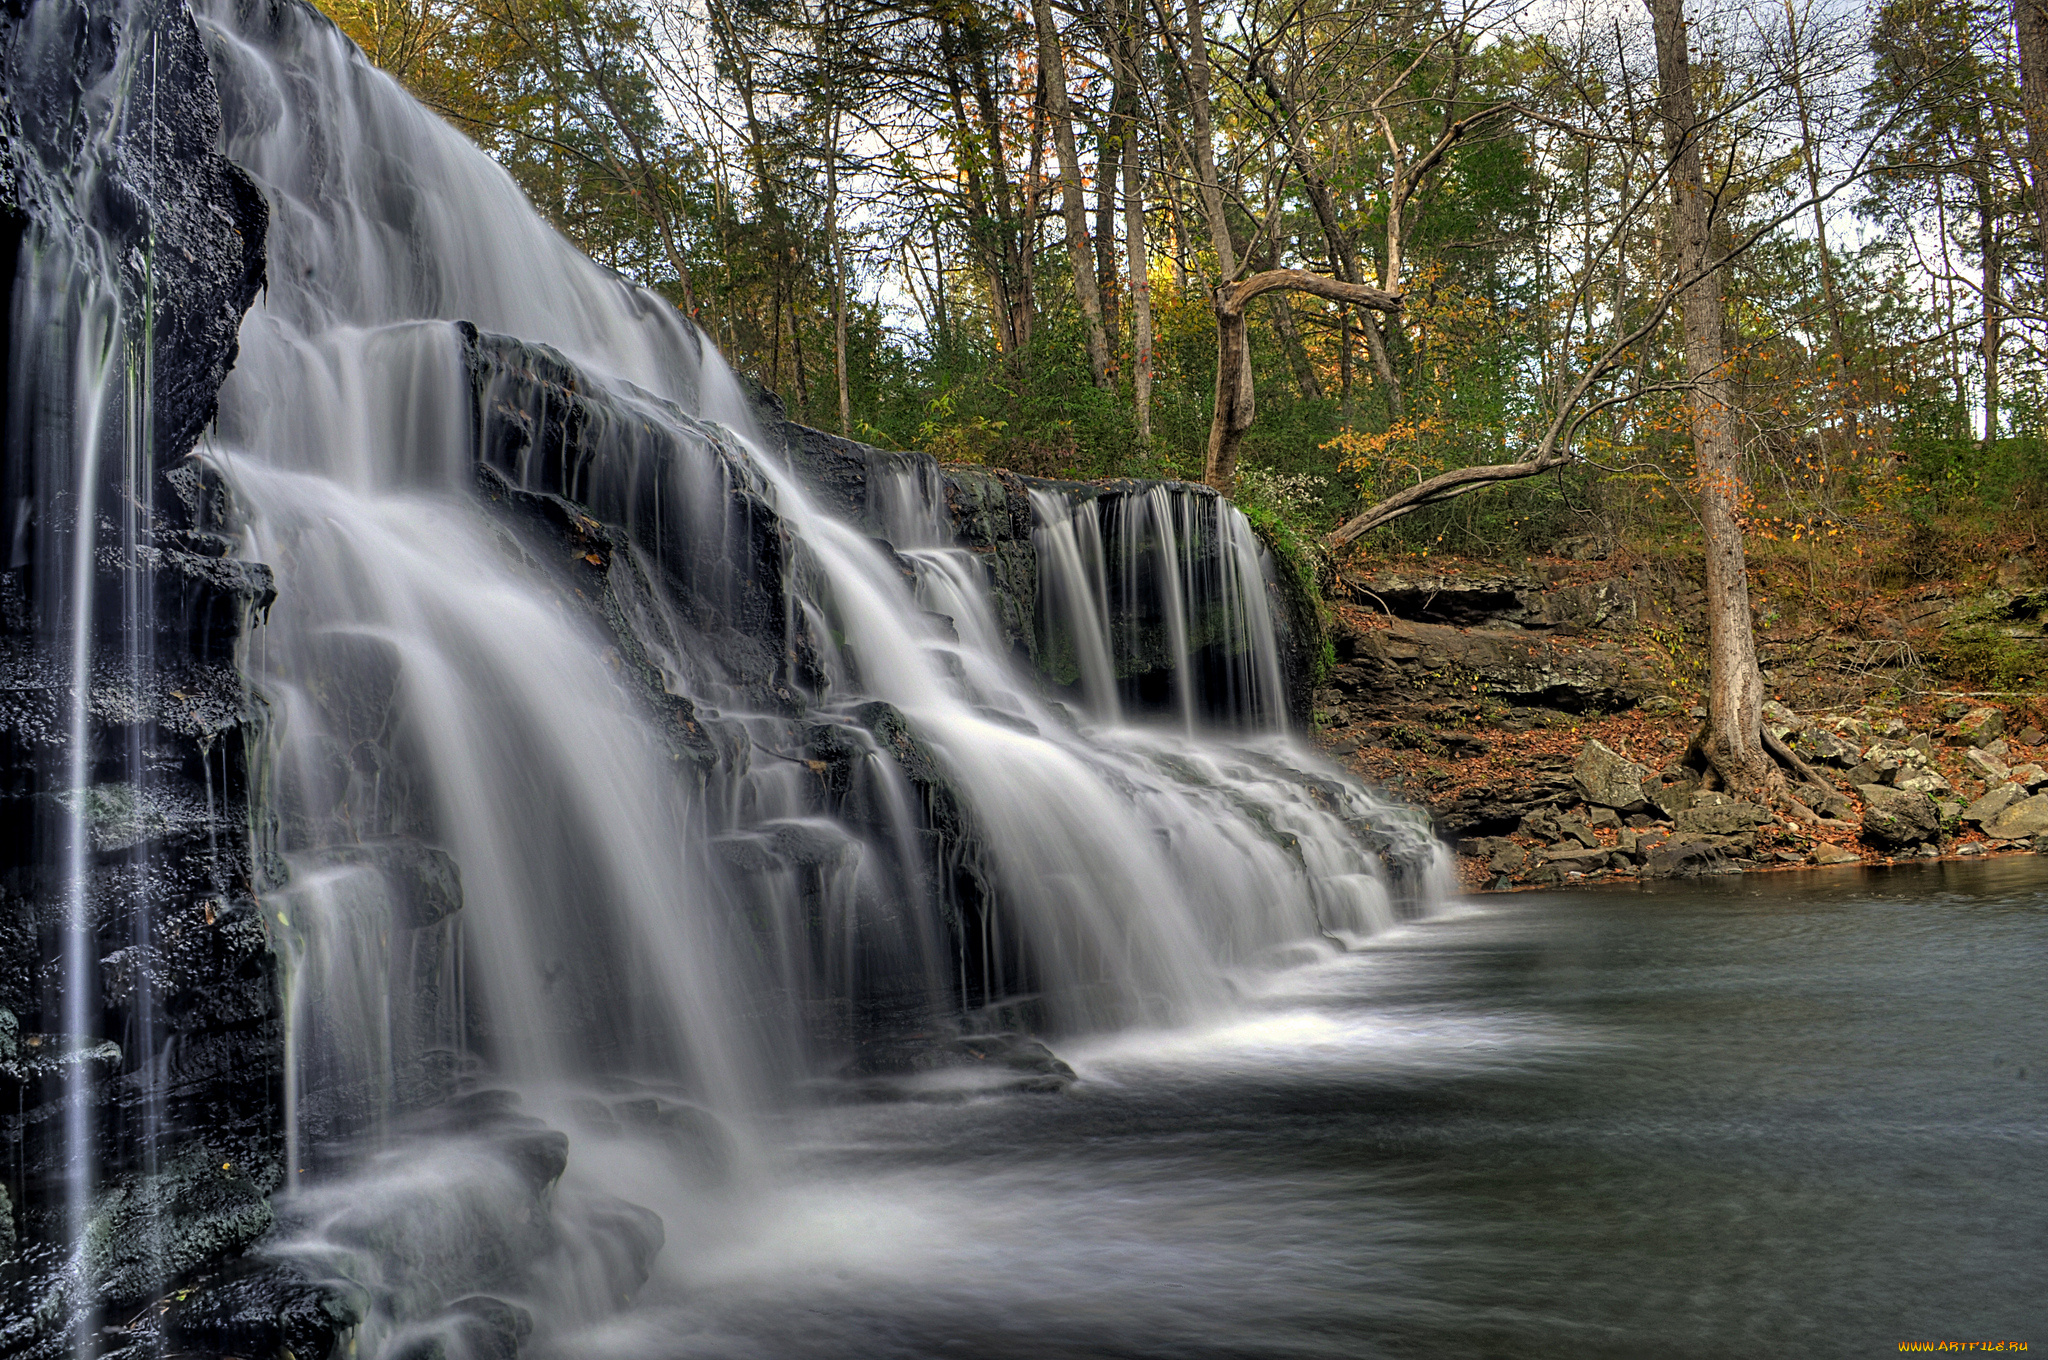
313,0,2044,531
316,0,2046,784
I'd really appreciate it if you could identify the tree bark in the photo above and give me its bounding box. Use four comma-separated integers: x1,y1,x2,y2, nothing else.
938,25,1021,354
1167,0,1237,278
1976,158,2003,447
1031,0,1112,386
1649,0,1772,796
1111,0,1153,440
1206,271,1399,491
2016,0,2048,261
827,109,851,435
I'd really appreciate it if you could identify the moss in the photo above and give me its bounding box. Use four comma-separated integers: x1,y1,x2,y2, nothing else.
1241,503,1333,689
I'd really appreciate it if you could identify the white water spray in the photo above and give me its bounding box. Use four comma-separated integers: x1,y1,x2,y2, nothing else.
179,0,1447,1345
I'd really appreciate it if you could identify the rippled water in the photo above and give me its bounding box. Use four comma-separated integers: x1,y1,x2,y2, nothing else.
527,857,2048,1358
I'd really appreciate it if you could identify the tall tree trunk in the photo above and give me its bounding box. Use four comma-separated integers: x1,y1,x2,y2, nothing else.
1649,0,1772,796
1111,0,1153,440
1158,0,1250,486
939,23,1020,353
1096,93,1126,337
1976,161,2003,447
1031,0,1112,386
1782,0,1850,404
2016,0,2048,261
827,109,851,435
1174,0,1236,279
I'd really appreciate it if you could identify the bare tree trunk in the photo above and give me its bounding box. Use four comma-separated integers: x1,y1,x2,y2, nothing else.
1976,161,2003,447
1261,240,1322,401
1111,0,1153,440
1253,50,1400,423
1157,0,1254,486
2017,0,2048,260
939,26,1020,353
1096,88,1126,337
1031,0,1112,386
1649,0,1772,796
1171,0,1236,280
827,109,851,435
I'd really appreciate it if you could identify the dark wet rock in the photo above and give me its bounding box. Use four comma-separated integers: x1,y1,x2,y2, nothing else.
79,1146,274,1313
837,1030,1078,1100
1534,845,1614,871
299,837,464,929
1857,784,1940,849
1641,838,1732,878
162,1265,368,1360
1341,568,1644,634
610,1096,730,1179
1,0,278,1335
1425,761,1578,839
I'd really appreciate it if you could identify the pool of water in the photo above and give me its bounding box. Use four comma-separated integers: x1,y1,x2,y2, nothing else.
536,857,2048,1358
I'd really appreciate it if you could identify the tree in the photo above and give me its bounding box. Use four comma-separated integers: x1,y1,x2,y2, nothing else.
1648,0,1772,795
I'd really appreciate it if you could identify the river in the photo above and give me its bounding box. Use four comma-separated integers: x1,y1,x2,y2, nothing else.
540,858,2048,1359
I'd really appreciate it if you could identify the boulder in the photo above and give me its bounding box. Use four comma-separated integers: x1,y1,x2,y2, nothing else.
1951,706,2006,748
1647,776,1701,821
1965,748,2013,783
1673,796,1772,837
1796,727,1862,767
1857,784,1940,848
1642,839,1730,879
1554,816,1602,849
1963,783,2027,826
1893,771,1953,798
2011,763,2048,791
1811,842,1862,865
1830,716,1874,743
1984,793,2048,841
1573,740,1653,811
1762,700,1799,739
2018,725,2046,746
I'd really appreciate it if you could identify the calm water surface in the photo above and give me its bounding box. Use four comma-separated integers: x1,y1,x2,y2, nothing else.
555,857,2048,1359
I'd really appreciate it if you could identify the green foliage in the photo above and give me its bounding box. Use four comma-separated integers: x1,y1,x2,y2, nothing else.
1930,620,2046,691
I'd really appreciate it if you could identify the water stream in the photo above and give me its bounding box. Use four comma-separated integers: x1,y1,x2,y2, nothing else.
161,0,1443,1348
6,0,2044,1351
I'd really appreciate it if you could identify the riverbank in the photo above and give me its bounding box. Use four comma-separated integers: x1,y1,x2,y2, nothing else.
1308,545,2048,888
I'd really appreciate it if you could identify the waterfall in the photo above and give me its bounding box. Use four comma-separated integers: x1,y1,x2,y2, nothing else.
2,0,1446,1349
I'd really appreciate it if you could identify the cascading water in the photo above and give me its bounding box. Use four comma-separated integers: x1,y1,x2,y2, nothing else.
2,0,1446,1350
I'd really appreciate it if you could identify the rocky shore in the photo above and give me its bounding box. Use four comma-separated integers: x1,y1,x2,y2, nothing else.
1310,554,2048,887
